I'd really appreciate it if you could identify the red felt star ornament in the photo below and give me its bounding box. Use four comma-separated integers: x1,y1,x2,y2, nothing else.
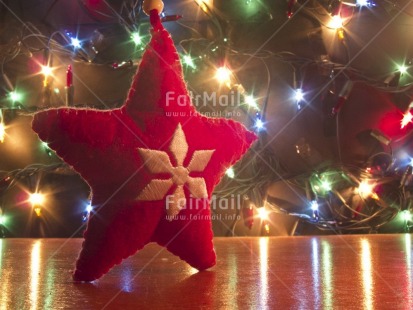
32,6,257,281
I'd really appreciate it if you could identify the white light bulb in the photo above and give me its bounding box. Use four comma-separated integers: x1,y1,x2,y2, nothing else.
294,89,304,102
310,200,319,211
226,167,235,178
255,118,264,131
71,37,81,48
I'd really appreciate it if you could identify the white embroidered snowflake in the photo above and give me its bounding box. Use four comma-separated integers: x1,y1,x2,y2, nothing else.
137,123,215,219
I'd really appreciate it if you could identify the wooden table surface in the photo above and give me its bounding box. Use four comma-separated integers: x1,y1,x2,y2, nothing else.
0,235,412,309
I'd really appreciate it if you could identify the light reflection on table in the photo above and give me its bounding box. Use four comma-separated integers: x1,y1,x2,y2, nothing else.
30,241,41,310
311,238,320,308
259,237,268,310
361,239,373,310
0,235,412,309
321,240,333,309
406,234,413,309
226,253,237,310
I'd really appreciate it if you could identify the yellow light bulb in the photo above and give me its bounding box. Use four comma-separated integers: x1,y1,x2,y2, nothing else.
29,193,45,207
337,28,345,40
329,15,343,29
34,207,42,217
358,180,375,198
264,222,270,234
194,0,212,14
215,66,232,85
41,65,52,77
41,66,53,87
257,207,269,220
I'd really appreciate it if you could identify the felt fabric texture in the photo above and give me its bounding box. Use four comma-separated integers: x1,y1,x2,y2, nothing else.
32,10,257,282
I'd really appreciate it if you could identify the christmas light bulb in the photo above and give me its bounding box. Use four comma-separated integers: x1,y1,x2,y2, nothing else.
311,200,319,211
294,89,304,102
182,55,196,69
358,180,374,198
29,193,45,207
34,207,42,217
42,142,53,156
71,37,81,48
264,222,270,234
331,80,353,115
402,210,412,221
321,180,332,192
401,111,413,129
9,91,22,103
329,15,343,29
215,66,232,85
310,200,320,222
0,215,5,225
287,0,297,18
356,0,376,6
194,0,212,14
66,65,73,87
131,32,142,45
226,167,235,178
244,95,259,109
337,28,345,40
398,64,408,75
86,204,93,213
257,207,269,220
254,118,265,131
41,65,53,77
356,0,369,6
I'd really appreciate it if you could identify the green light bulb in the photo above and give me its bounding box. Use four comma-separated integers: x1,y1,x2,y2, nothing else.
398,64,408,74
402,210,412,221
321,180,332,192
9,91,22,103
131,32,142,45
183,55,196,69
